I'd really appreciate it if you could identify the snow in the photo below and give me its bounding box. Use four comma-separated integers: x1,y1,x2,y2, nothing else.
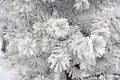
0,67,12,80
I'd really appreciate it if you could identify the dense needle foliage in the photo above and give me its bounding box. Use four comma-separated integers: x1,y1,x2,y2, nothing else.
0,0,120,80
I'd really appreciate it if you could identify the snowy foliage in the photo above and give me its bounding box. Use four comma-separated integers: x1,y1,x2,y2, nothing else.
74,0,90,11
48,53,70,72
0,0,120,80
18,37,37,56
46,18,70,38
